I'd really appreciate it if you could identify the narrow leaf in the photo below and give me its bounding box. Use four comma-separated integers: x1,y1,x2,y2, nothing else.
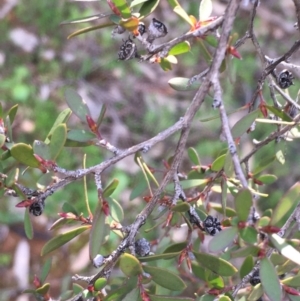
24,208,33,240
119,253,142,276
260,257,282,301
40,258,52,283
271,182,300,226
67,21,115,39
193,252,238,276
41,226,89,256
89,203,109,259
103,179,119,197
139,0,160,18
45,108,72,143
208,227,237,252
168,77,200,91
49,124,67,160
169,42,191,56
231,109,261,139
64,88,90,122
149,295,194,301
11,143,40,168
234,188,252,221
240,255,254,279
143,265,186,291
199,0,213,21
270,234,300,266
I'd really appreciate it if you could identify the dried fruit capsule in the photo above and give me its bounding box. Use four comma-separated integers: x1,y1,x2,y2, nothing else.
203,215,222,236
118,37,139,60
250,270,261,286
278,69,294,89
147,18,168,43
29,201,44,216
137,22,146,36
135,238,151,257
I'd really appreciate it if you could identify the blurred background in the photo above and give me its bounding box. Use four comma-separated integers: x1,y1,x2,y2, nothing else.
0,0,299,300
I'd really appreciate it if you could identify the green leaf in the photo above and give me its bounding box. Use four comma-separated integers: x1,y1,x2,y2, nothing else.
211,154,226,171
167,0,194,27
0,134,5,148
62,202,79,216
281,275,300,287
208,227,238,252
265,105,292,122
240,255,254,279
36,283,50,295
109,198,124,222
45,108,72,143
120,253,143,276
276,149,285,165
231,109,261,139
143,265,186,291
61,13,108,25
89,203,109,259
260,257,282,301
193,252,238,276
230,245,260,258
149,295,194,301
104,277,137,301
239,227,258,244
256,174,277,184
163,242,187,253
234,189,252,221
65,88,90,122
252,155,276,175
138,252,180,262
33,140,51,160
248,283,263,301
41,226,89,256
130,0,148,7
168,77,200,91
11,143,40,168
73,283,84,295
204,35,218,47
160,58,173,71
5,168,18,187
110,0,132,18
221,179,227,216
7,104,18,124
269,234,300,266
139,0,160,18
175,179,209,190
218,297,231,301
24,208,33,240
67,21,115,39
97,104,107,128
169,42,191,56
187,147,200,165
171,202,190,212
122,287,140,301
40,258,52,284
271,182,300,226
49,124,67,160
103,179,119,197
94,278,108,291
198,294,215,301
67,129,95,142
199,0,212,21
210,203,236,217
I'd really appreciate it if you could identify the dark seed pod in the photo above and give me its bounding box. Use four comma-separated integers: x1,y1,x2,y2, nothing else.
135,238,151,257
118,37,139,60
250,270,261,286
278,69,294,89
147,18,168,43
137,22,146,36
203,215,222,236
29,201,44,216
